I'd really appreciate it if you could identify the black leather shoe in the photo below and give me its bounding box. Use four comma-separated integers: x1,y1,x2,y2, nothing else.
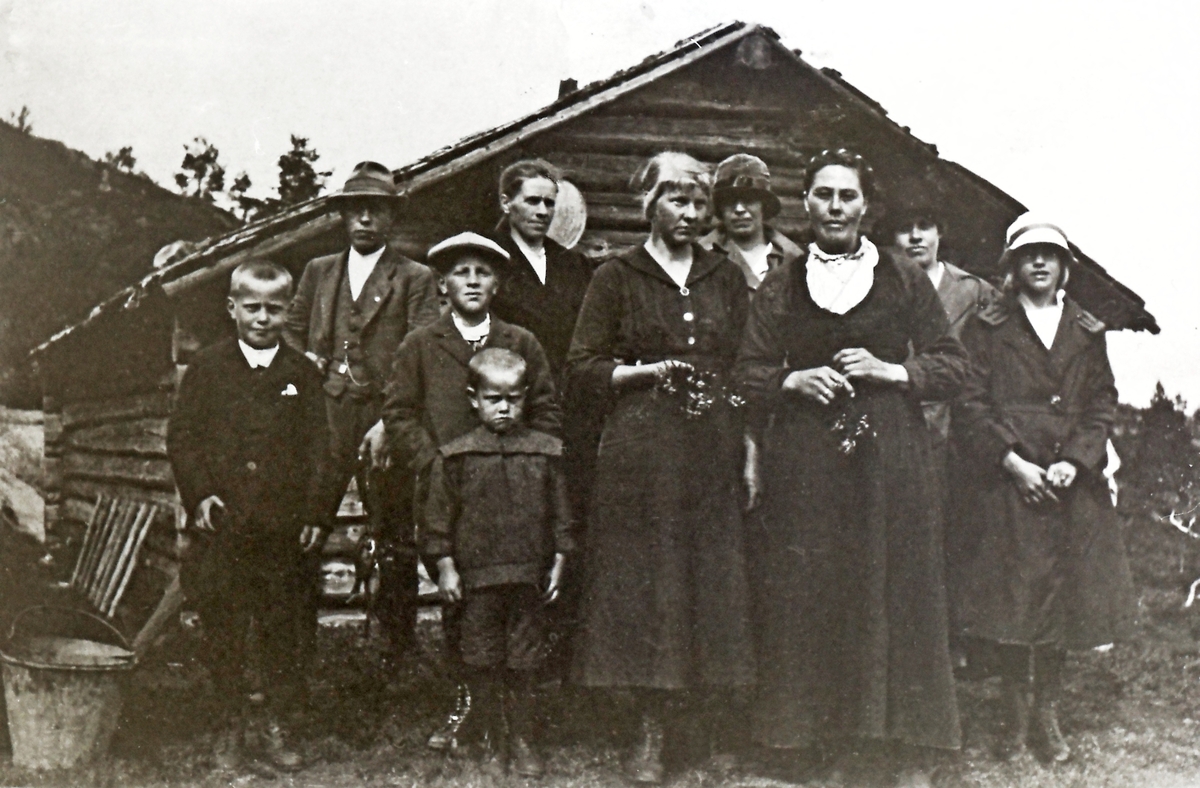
427,682,472,752
261,717,304,772
627,713,664,784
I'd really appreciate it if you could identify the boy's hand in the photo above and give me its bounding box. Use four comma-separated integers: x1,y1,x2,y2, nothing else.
357,419,391,471
299,526,325,552
437,557,462,603
1046,461,1078,489
192,496,226,532
544,553,567,603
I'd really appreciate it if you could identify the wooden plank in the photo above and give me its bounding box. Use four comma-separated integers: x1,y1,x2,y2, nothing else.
63,478,179,509
595,95,795,120
538,129,805,165
62,391,173,430
163,213,341,297
66,418,169,457
61,452,176,491
69,494,104,587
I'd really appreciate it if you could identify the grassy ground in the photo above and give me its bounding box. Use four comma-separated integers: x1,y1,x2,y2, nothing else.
2,527,1198,788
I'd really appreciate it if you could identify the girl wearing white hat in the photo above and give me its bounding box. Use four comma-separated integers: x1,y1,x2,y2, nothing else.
953,215,1136,764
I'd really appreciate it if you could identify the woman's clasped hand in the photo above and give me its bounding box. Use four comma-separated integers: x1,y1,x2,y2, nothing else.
782,347,911,405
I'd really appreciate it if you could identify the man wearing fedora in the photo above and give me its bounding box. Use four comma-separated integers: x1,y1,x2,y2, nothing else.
699,153,802,293
285,161,441,663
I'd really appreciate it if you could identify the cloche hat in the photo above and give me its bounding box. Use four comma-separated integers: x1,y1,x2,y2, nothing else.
999,213,1075,267
712,154,782,219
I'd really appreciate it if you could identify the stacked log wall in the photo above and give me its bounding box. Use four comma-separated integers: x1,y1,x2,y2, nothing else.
52,387,183,634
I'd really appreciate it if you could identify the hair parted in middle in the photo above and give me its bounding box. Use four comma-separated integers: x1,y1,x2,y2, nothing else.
467,346,528,391
498,159,563,200
229,258,294,297
630,151,712,220
802,148,876,202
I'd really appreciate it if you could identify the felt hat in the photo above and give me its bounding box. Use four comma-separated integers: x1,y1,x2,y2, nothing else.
328,161,402,203
426,232,511,273
712,154,782,219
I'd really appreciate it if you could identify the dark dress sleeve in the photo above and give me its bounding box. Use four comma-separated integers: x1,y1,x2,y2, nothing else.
899,262,969,401
734,266,792,432
566,261,624,402
953,317,1022,467
1061,333,1118,474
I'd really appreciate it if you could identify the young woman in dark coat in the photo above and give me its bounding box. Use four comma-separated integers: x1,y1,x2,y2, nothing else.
953,216,1135,763
736,149,967,787
568,152,754,784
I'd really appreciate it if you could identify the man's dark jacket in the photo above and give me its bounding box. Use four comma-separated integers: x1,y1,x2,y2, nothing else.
284,245,441,397
168,338,338,539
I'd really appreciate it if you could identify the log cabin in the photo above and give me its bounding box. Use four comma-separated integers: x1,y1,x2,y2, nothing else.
28,21,1159,635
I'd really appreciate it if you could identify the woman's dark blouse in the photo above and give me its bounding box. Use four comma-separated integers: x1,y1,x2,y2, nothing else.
568,244,750,396
736,250,967,424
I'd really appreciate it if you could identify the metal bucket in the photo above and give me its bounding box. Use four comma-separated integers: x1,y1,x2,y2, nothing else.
0,606,135,770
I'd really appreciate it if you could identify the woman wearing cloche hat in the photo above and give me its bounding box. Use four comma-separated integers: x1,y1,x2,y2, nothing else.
952,213,1136,764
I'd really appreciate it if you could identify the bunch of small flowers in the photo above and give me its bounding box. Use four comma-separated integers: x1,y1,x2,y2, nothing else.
831,408,873,455
655,365,744,419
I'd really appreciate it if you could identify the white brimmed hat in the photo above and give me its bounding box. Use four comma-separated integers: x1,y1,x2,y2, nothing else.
426,232,511,273
1001,213,1075,266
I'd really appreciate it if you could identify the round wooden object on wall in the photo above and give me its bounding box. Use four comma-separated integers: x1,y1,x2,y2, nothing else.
547,179,587,250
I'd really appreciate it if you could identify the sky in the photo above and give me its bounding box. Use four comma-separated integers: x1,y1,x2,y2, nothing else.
2,0,1198,407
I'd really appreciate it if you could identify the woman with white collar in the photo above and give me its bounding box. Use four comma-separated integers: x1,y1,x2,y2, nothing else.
952,216,1135,764
736,149,968,786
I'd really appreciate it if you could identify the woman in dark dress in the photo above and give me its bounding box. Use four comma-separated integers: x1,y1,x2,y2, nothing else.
736,149,967,787
568,152,754,784
953,216,1135,763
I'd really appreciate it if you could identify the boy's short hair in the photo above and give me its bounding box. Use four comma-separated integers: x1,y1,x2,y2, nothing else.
229,259,294,297
467,348,527,391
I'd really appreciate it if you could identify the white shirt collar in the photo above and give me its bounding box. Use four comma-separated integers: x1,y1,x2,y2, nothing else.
1017,290,1065,349
452,311,491,344
927,261,946,290
238,339,279,369
805,237,880,314
347,245,386,301
510,228,547,285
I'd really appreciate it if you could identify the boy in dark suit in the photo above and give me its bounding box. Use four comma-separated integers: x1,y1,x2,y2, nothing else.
169,260,336,773
423,347,573,778
382,231,561,752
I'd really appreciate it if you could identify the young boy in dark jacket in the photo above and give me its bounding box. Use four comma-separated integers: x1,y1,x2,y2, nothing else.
382,231,561,751
422,347,573,778
168,260,337,773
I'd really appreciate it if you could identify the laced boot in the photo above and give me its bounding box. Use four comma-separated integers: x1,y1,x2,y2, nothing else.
211,714,245,773
261,715,304,772
627,705,666,784
427,682,472,752
1032,647,1070,763
506,675,544,778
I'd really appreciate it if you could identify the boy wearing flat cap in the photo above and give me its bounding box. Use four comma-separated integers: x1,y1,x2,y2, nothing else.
700,153,803,292
382,231,561,751
284,161,441,660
